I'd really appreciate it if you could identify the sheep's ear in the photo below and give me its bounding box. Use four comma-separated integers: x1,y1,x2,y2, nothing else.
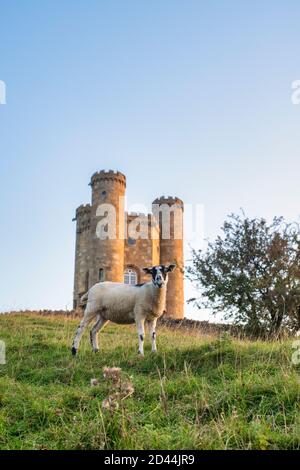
143,267,152,275
166,264,176,273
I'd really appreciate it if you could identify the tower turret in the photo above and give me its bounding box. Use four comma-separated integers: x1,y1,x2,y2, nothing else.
73,204,91,308
89,170,126,285
152,196,184,319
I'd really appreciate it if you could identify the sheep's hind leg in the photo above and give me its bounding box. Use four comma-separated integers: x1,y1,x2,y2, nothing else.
72,314,93,356
90,314,108,352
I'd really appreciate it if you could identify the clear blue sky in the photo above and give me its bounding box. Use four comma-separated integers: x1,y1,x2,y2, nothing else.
0,1,299,318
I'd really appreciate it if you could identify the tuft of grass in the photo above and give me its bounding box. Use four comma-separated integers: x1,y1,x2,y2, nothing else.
0,313,299,450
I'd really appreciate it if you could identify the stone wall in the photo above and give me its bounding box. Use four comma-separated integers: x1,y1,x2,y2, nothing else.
124,213,160,284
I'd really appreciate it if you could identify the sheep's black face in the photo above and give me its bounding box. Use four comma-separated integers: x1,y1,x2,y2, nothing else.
143,264,176,288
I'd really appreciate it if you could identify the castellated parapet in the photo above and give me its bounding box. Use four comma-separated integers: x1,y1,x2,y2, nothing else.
73,171,184,319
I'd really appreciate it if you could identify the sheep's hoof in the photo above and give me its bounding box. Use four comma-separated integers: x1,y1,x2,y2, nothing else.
71,347,77,357
93,348,99,353
151,350,157,354
138,351,144,357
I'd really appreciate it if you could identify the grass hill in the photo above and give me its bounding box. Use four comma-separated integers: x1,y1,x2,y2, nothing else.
0,313,299,450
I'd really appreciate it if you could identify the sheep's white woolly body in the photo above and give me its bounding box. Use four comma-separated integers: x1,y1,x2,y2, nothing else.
86,282,137,324
72,264,175,356
86,282,167,324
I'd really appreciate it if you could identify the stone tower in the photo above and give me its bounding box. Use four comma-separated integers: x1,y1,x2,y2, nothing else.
89,170,126,285
152,197,184,319
73,170,184,319
73,204,92,301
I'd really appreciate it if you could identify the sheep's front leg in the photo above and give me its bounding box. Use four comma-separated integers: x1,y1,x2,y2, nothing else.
149,319,158,353
90,314,108,352
136,318,145,356
72,315,92,356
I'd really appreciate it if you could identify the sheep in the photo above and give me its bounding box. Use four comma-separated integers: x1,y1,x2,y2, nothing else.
71,264,176,356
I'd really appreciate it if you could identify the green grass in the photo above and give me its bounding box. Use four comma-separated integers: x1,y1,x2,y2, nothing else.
0,313,299,450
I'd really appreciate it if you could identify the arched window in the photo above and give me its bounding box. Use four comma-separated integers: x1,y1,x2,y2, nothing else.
124,268,138,285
